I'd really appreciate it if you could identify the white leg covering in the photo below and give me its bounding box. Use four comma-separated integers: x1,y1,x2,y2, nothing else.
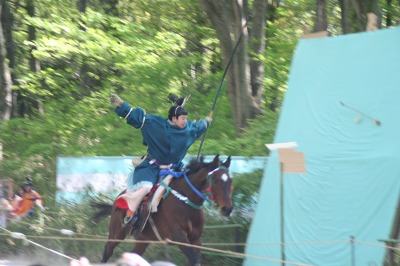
118,183,153,212
151,174,174,213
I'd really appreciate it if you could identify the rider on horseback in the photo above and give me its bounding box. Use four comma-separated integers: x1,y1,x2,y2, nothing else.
110,93,211,225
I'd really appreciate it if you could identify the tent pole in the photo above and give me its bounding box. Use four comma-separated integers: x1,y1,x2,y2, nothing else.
280,162,285,266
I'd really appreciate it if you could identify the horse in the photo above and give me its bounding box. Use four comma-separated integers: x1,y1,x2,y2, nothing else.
94,155,234,265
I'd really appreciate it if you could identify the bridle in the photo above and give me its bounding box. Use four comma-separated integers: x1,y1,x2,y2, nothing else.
205,165,233,202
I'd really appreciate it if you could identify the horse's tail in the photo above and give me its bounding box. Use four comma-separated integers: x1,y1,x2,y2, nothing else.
91,201,114,221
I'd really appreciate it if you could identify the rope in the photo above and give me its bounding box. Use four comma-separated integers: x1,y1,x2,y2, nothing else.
2,226,399,265
165,238,312,266
0,225,78,262
7,218,105,238
0,233,167,244
201,239,350,247
4,219,399,264
354,239,400,251
4,220,397,250
0,232,356,247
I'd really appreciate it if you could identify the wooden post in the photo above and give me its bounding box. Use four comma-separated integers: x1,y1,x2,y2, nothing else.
280,162,285,266
350,236,355,266
366,13,378,32
266,143,306,266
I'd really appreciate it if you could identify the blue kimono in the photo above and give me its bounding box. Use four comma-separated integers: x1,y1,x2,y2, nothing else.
115,102,210,190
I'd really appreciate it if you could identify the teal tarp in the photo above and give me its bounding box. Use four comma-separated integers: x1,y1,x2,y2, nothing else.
245,27,400,266
56,155,266,201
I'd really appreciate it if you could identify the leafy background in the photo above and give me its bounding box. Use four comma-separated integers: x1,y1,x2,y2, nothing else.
1,0,399,264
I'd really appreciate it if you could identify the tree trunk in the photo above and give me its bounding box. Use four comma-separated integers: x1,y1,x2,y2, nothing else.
385,0,393,27
339,0,351,34
315,0,328,31
22,0,44,115
348,0,381,32
0,0,15,120
198,0,264,135
101,0,118,16
265,1,280,112
249,0,267,107
77,0,86,13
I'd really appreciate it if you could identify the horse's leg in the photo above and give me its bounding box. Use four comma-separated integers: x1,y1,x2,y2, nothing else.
176,241,200,266
101,208,129,263
132,241,150,256
153,204,201,265
171,232,201,266
131,224,152,256
188,238,202,266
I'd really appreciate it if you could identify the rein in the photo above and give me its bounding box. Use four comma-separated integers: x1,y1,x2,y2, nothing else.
159,169,217,208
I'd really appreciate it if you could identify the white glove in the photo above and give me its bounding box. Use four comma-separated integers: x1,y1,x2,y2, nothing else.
110,94,123,107
205,116,212,127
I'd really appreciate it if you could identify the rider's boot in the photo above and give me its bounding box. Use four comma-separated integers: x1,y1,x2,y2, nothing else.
124,209,139,226
118,183,152,226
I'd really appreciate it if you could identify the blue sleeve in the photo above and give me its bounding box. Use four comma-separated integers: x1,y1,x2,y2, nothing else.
192,118,211,138
114,102,146,129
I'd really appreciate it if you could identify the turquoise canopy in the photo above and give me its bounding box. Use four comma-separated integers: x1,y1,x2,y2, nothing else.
245,27,400,265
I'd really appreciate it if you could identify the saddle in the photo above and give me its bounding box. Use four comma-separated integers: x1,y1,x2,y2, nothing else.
115,174,175,236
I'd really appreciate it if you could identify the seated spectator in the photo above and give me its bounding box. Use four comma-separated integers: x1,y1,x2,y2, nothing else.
0,195,12,227
11,178,44,218
10,186,25,212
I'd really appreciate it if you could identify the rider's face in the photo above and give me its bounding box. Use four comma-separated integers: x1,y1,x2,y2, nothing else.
173,115,188,129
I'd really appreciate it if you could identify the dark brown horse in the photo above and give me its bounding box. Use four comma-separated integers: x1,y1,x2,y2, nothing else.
95,155,233,265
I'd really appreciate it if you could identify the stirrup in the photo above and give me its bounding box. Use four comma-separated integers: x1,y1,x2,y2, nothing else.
124,213,138,226
123,215,132,224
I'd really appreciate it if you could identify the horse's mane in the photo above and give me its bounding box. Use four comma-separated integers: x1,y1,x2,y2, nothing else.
186,156,208,175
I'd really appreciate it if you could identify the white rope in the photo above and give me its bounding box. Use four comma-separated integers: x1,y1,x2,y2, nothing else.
0,225,78,262
24,238,78,261
166,239,312,266
4,219,398,264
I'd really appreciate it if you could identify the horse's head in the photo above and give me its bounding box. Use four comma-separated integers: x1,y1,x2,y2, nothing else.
206,155,234,217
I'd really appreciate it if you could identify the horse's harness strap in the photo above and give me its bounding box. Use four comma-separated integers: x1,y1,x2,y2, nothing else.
186,200,203,209
159,181,203,209
149,216,163,241
206,166,228,202
160,181,172,199
171,188,203,209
